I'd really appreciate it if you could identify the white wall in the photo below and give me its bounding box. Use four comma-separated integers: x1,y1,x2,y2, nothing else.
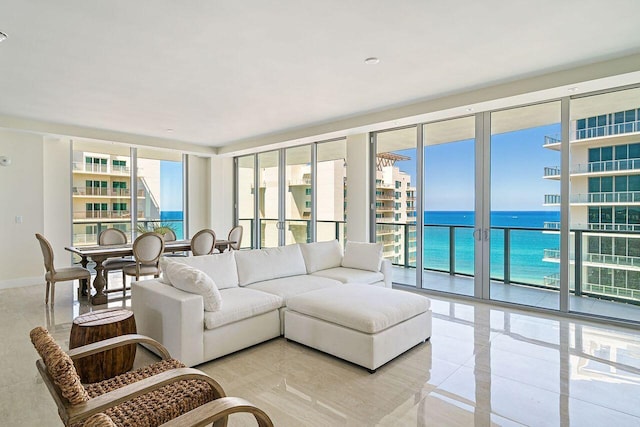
0,129,45,286
346,133,370,242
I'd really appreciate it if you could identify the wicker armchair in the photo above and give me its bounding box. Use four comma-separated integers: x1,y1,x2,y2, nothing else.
30,327,273,427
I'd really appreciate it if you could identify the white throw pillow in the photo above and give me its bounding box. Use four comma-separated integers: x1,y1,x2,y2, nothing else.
341,241,383,272
300,240,343,273
158,252,239,289
162,258,222,312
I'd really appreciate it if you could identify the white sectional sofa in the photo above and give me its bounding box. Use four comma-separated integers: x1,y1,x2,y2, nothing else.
132,240,430,370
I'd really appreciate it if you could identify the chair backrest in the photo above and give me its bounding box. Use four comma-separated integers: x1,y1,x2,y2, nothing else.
98,228,128,245
163,229,177,242
227,226,243,250
35,233,55,274
191,229,216,256
132,232,165,265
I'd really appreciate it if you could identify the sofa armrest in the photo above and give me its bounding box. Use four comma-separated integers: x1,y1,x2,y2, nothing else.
131,279,205,367
380,259,392,288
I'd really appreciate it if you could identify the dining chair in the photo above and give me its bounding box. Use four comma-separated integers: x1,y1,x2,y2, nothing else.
98,228,134,289
163,228,177,241
191,229,216,256
228,225,243,251
122,232,165,297
35,233,91,305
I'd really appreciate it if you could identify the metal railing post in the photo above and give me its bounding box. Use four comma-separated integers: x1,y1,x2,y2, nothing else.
449,226,456,275
575,230,582,296
335,221,339,241
404,224,409,268
504,228,511,284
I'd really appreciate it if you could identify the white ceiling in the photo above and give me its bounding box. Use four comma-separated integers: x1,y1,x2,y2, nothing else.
1,0,640,149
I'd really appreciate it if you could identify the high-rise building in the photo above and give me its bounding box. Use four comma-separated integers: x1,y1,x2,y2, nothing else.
543,103,640,303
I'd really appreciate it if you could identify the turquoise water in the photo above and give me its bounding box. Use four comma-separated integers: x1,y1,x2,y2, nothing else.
424,211,560,285
160,211,184,240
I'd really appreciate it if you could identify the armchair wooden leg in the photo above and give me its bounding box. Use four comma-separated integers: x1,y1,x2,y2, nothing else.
45,281,50,304
50,282,55,305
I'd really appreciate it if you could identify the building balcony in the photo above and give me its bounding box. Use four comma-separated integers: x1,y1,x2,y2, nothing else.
543,249,560,262
72,162,130,175
571,191,640,204
288,178,311,186
543,166,561,179
72,187,145,197
571,158,640,175
575,120,640,140
73,210,144,220
544,194,561,205
585,253,640,269
376,194,395,201
543,221,561,230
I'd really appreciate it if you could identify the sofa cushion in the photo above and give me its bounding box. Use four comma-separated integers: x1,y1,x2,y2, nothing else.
311,267,384,285
162,259,222,312
159,252,239,289
299,240,343,274
204,288,283,329
286,283,430,334
234,244,307,286
341,241,383,272
246,275,340,303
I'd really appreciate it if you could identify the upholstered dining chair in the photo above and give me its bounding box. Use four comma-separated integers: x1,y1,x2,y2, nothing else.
162,229,177,241
227,225,243,251
98,228,135,289
191,229,216,256
35,233,91,305
122,232,164,296
30,327,274,427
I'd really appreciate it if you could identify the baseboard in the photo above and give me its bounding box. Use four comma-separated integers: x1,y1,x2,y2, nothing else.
0,276,41,290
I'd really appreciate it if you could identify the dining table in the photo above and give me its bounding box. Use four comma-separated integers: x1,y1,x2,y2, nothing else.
66,239,235,305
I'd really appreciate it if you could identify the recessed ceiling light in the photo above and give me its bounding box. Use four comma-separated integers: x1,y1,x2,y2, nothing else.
364,57,380,65
0,32,7,43
568,87,579,92
165,128,174,133
466,107,474,112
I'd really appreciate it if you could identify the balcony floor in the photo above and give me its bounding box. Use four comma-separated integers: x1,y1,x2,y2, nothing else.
392,266,640,323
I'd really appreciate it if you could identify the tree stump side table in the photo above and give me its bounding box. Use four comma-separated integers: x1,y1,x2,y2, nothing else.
69,308,137,383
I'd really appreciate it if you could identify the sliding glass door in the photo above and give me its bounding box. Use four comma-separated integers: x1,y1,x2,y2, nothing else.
258,151,281,247
423,116,476,296
489,102,562,309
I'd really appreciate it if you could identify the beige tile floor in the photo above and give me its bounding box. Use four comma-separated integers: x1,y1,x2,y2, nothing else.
3,275,640,426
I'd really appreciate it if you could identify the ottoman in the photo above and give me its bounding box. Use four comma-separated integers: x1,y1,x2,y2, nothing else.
284,283,431,372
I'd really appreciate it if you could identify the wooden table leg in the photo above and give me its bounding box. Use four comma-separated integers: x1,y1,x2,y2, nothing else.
79,256,89,297
91,256,108,305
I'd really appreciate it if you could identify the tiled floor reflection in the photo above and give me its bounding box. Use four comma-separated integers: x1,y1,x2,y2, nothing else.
3,274,640,426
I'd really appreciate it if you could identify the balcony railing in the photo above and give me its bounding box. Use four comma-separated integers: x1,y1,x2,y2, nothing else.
575,120,640,140
543,135,561,146
72,162,131,174
543,166,560,177
543,221,561,230
73,210,145,220
544,194,561,204
570,192,640,204
586,253,640,268
72,218,184,246
572,158,640,174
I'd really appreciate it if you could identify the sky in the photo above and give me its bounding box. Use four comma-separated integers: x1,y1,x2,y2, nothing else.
160,160,183,212
392,123,562,211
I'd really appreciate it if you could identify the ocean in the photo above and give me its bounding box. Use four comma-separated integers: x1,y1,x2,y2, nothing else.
424,211,560,285
160,211,184,240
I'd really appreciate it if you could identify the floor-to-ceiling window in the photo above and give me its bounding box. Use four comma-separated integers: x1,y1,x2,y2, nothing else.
258,151,281,248
423,116,476,296
236,139,347,249
316,139,347,245
71,142,186,247
72,141,133,245
373,126,418,287
236,155,256,248
285,145,312,244
569,87,640,322
136,148,185,239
